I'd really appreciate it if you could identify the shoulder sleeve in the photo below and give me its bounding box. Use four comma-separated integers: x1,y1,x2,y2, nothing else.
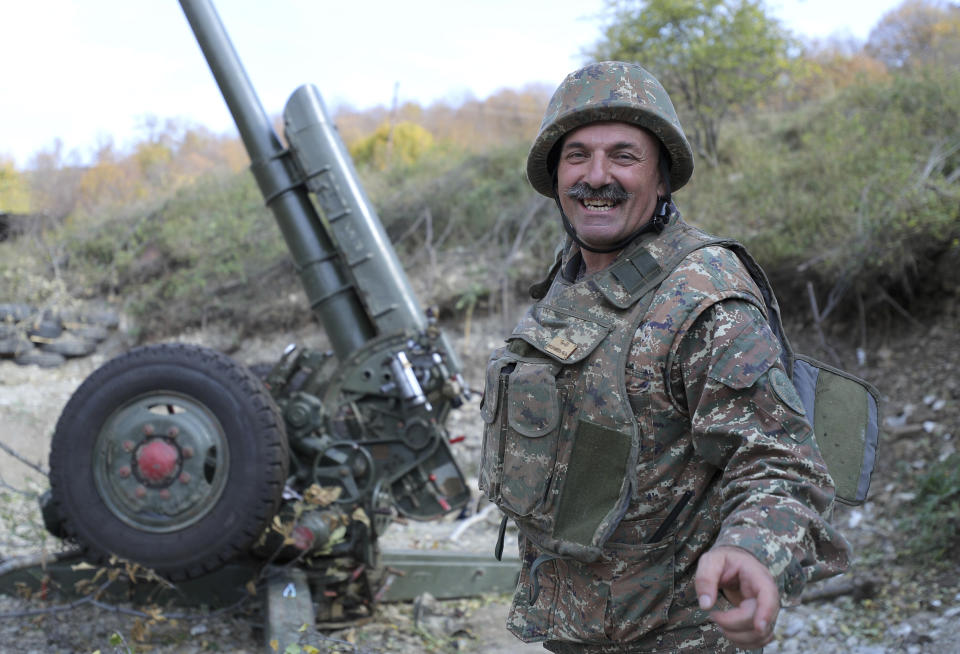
674,298,851,603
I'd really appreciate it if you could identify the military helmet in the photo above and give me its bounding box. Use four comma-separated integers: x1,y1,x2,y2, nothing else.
526,61,694,198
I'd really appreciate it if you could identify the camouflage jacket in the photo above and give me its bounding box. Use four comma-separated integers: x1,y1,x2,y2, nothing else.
479,213,850,646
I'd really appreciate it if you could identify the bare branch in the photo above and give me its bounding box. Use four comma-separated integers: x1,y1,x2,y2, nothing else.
806,281,843,367
0,440,48,477
0,555,255,622
876,286,924,329
0,548,82,576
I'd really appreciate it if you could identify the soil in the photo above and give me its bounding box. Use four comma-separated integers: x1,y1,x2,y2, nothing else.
1,304,959,654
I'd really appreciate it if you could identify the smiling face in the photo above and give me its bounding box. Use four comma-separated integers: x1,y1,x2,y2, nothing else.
556,121,665,259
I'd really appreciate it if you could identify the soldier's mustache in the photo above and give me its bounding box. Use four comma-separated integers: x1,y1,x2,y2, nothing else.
565,181,632,203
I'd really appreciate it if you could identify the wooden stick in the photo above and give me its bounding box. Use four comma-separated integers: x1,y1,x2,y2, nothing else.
802,576,879,603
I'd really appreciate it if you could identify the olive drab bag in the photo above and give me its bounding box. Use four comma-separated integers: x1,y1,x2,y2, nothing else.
479,226,881,564
722,241,881,506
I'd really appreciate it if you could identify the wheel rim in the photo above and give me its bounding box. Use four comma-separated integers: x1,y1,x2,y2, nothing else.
92,391,230,533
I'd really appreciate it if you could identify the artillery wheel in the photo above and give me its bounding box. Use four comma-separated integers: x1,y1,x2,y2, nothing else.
49,343,289,580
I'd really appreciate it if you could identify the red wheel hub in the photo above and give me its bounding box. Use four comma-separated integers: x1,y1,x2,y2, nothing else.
136,439,179,483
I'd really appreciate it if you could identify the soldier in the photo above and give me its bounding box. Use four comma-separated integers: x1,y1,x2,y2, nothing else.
479,61,851,653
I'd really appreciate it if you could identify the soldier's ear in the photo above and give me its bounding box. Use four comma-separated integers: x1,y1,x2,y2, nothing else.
657,144,672,199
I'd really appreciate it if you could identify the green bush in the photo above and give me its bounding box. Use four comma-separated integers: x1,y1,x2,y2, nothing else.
59,170,289,337
682,66,960,308
904,453,960,561
364,141,560,273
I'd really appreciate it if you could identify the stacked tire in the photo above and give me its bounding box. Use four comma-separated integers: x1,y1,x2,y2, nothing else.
0,303,119,368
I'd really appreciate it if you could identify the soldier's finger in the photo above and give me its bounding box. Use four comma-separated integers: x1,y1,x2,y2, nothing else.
753,576,780,634
694,550,724,609
712,597,757,629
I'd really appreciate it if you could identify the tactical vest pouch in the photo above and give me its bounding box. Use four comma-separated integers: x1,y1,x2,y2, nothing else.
479,289,646,562
479,349,511,503
791,354,881,505
480,351,565,517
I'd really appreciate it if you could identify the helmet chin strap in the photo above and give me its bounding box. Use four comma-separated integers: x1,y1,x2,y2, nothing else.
553,153,673,255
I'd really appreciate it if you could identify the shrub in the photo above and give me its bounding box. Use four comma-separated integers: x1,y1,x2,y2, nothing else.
905,452,960,561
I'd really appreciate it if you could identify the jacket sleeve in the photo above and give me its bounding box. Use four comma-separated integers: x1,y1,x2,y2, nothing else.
672,298,851,603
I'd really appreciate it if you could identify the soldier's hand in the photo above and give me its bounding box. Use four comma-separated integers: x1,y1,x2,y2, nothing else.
694,545,780,649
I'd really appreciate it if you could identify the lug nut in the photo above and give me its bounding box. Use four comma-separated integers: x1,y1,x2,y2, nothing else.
143,424,155,436
159,489,171,499
179,472,191,484
181,446,194,459
167,426,179,438
135,485,147,498
118,466,131,478
122,440,135,452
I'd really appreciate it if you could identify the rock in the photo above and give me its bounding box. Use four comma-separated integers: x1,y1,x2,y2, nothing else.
412,591,469,639
888,622,913,638
783,614,807,637
852,646,887,654
412,591,439,628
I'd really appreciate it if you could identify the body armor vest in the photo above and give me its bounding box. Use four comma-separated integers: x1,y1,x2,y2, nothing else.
480,216,880,566
480,218,738,562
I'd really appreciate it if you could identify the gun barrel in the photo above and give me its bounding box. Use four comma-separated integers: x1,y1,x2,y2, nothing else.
179,0,375,358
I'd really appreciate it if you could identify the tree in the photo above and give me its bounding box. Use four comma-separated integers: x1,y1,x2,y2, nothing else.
866,0,960,71
0,157,30,214
77,139,146,214
788,37,889,104
348,121,435,170
589,0,795,166
27,139,81,223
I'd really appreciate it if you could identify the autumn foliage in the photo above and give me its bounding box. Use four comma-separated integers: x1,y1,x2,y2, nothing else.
1,0,958,341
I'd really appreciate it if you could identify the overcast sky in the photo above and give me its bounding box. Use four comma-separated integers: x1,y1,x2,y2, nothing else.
1,0,905,169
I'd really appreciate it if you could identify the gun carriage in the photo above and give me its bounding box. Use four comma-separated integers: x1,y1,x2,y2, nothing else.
38,0,496,625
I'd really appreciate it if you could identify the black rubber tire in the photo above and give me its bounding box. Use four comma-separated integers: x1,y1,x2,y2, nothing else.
68,324,110,342
41,334,97,358
0,333,32,357
49,343,289,580
27,315,63,341
0,303,33,322
14,348,66,368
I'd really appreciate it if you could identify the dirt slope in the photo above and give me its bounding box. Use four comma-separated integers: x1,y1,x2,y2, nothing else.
1,310,958,653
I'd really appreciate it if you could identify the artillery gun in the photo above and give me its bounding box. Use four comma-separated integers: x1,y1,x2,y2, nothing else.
36,0,513,628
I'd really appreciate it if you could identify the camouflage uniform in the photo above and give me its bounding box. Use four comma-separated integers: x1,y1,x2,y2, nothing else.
479,60,851,653
480,213,851,651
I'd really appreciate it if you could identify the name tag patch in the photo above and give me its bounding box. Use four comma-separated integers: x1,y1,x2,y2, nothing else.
545,336,578,360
